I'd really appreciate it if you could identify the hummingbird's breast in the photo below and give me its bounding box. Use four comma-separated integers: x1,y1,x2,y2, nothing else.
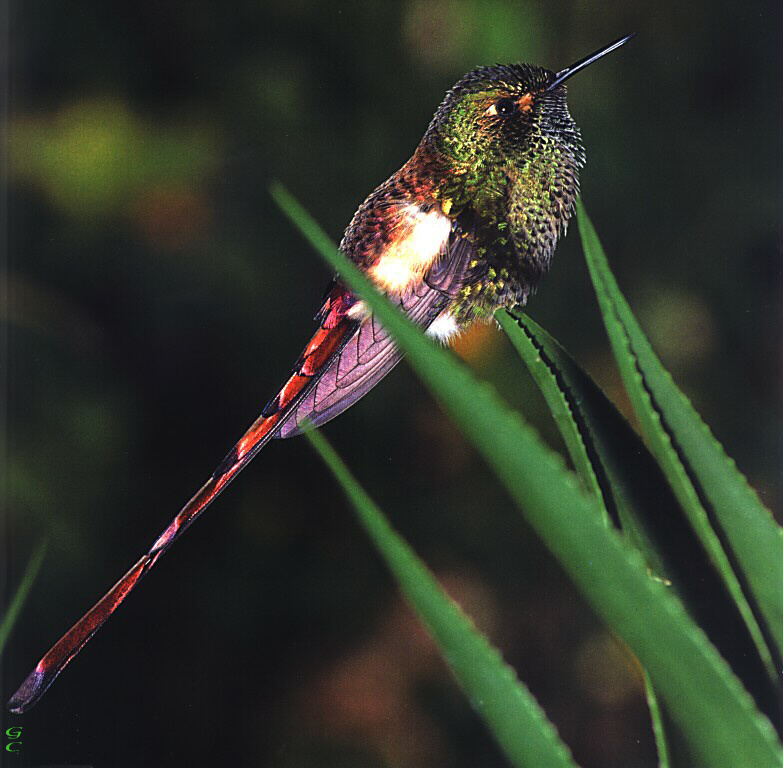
450,146,582,320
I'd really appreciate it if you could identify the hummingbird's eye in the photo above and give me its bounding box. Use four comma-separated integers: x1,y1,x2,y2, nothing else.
495,97,517,116
485,97,519,118
484,93,533,117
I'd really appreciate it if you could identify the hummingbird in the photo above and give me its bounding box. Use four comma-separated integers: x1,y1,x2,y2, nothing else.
8,34,634,713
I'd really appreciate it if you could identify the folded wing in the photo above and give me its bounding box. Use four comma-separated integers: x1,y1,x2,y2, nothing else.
280,227,474,436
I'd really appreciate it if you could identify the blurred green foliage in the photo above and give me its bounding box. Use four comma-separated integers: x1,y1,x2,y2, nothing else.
11,98,216,220
3,1,780,767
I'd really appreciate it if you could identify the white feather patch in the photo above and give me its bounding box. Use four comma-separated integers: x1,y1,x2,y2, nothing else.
426,312,460,342
369,204,451,294
346,300,369,320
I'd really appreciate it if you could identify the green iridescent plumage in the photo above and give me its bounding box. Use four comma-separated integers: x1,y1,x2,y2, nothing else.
425,63,585,320
341,61,586,326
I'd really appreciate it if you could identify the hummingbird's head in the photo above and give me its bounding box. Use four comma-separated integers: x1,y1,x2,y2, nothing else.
419,36,634,221
418,61,585,235
429,63,585,176
412,36,634,307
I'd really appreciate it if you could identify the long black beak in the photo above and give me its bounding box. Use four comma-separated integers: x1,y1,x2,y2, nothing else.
546,33,636,91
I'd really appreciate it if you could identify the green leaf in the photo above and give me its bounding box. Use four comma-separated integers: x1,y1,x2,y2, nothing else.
271,183,783,768
499,309,678,764
500,310,743,768
0,541,47,656
494,310,607,521
498,309,667,571
503,310,779,728
578,202,783,676
305,425,580,768
642,669,672,768
500,309,783,765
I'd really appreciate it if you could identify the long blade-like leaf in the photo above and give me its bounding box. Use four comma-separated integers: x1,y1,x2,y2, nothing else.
270,183,783,768
578,202,783,678
642,669,674,768
499,309,677,763
0,541,47,656
494,311,607,522
498,309,665,568
305,425,581,768
500,311,779,700
499,310,778,766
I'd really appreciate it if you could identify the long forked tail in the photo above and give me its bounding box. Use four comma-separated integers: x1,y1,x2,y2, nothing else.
7,298,360,714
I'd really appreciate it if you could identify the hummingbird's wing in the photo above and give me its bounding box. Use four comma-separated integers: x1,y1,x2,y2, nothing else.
279,226,475,436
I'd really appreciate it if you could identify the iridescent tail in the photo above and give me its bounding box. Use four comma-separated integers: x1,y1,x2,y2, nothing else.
7,295,360,714
8,220,473,713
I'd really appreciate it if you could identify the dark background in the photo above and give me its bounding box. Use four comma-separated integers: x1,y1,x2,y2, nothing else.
2,1,780,766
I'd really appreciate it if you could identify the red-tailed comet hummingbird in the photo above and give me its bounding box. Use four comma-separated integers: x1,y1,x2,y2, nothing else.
8,34,634,713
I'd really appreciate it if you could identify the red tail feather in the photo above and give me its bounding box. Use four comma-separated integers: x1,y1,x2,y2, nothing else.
7,293,359,714
8,219,471,712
